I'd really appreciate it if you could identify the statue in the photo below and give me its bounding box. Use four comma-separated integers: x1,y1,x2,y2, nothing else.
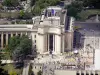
95,14,99,22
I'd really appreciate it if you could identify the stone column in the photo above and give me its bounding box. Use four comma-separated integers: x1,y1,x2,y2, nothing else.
1,32,3,48
84,36,86,52
16,32,18,36
37,34,45,54
44,34,48,52
21,32,23,36
48,34,49,52
26,32,27,35
94,36,95,49
11,32,13,37
6,33,8,45
55,35,61,54
62,33,65,53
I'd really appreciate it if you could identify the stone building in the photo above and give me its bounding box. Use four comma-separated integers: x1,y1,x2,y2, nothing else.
0,6,74,55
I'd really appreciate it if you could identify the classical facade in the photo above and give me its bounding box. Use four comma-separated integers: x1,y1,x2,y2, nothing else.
0,6,74,55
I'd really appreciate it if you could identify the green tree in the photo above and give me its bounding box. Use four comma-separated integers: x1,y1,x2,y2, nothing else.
65,0,83,19
76,0,100,9
37,70,42,75
3,0,19,7
30,0,37,6
9,72,17,75
67,6,78,18
32,5,41,15
8,35,32,61
8,36,20,53
12,46,23,61
28,64,34,75
0,55,9,75
32,0,61,15
19,10,25,19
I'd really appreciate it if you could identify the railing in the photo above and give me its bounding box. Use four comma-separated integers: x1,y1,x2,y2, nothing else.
42,18,60,25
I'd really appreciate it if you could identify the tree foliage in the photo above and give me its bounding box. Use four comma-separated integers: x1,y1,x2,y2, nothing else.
37,70,42,75
0,55,9,75
3,0,19,7
8,35,32,61
32,0,60,15
76,0,100,9
66,1,83,19
19,10,32,19
66,0,100,19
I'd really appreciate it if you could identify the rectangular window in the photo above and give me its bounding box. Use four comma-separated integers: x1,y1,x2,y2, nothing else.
86,73,89,75
34,35,36,38
91,73,93,75
35,40,36,43
34,45,36,48
81,73,84,75
76,73,80,75
3,34,6,47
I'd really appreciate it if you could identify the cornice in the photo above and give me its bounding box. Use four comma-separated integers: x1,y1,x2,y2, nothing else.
36,25,64,29
38,32,62,36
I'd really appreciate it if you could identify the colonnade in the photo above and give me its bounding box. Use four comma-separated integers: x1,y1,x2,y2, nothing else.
0,32,28,48
38,33,62,54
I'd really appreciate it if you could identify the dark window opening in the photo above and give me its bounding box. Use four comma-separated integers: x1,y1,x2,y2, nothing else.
34,35,36,38
49,34,53,54
81,73,84,75
35,40,36,43
91,73,93,75
18,34,20,37
35,66,36,69
13,34,16,36
8,34,11,44
0,34,1,47
3,34,6,47
86,73,89,75
76,73,80,75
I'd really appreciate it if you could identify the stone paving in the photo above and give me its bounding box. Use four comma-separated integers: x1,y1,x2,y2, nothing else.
32,50,94,75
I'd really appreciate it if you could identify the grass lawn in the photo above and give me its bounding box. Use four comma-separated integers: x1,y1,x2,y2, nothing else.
77,9,100,21
2,63,23,75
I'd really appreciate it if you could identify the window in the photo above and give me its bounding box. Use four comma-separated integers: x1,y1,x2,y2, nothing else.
18,34,20,37
13,34,16,36
35,66,36,69
34,35,36,38
91,73,93,75
81,73,84,75
35,40,36,43
86,73,89,75
76,73,80,75
40,67,41,69
34,45,36,48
